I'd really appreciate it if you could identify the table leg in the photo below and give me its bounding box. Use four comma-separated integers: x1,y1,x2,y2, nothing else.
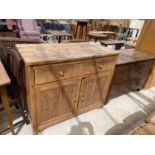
75,25,79,39
85,25,88,41
115,44,122,50
88,36,91,41
81,26,83,39
58,36,62,43
0,86,15,135
94,38,97,42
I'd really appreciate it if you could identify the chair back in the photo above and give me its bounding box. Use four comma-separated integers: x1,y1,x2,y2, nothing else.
0,37,43,64
18,19,37,31
6,48,28,113
6,48,25,86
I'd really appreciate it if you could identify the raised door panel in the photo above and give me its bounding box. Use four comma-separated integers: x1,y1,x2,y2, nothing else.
36,78,81,126
77,70,114,113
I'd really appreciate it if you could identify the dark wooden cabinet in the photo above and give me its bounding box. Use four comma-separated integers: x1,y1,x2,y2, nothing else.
107,49,155,101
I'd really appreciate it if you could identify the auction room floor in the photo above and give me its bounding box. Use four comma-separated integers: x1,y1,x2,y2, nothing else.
4,87,155,135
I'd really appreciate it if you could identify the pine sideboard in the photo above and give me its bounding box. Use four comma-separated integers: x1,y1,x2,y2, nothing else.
16,43,119,134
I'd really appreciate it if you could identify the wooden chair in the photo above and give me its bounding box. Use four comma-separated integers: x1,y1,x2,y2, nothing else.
6,48,29,124
0,37,43,125
0,37,43,65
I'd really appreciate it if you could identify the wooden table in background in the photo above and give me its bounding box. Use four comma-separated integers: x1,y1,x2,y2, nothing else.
89,31,116,39
0,61,15,134
89,31,116,36
47,30,73,43
88,33,108,42
100,39,126,50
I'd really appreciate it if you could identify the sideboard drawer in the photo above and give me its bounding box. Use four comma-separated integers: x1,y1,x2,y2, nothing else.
34,63,84,84
84,56,116,75
109,78,146,99
113,66,151,84
119,61,152,71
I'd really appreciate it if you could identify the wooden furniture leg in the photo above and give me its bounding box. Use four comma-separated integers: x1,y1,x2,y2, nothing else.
0,86,15,135
75,25,79,39
115,44,122,50
85,25,88,40
79,26,82,39
58,36,61,43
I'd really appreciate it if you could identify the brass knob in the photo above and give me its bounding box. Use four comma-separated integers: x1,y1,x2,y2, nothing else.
73,97,77,102
58,70,64,77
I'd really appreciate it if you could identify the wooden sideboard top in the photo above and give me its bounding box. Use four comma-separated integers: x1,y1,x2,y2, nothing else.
0,61,10,86
117,49,155,65
16,43,119,66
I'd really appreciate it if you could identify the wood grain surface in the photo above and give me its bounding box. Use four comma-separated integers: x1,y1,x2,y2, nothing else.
16,42,119,66
116,49,155,65
16,43,119,134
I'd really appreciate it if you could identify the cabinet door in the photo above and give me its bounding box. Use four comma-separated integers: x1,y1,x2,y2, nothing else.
36,78,81,126
77,70,113,113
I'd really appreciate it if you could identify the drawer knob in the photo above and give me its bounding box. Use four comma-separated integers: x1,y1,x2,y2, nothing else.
73,97,78,102
58,70,64,77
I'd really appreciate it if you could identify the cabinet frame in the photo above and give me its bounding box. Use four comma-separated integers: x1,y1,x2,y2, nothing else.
25,57,117,134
